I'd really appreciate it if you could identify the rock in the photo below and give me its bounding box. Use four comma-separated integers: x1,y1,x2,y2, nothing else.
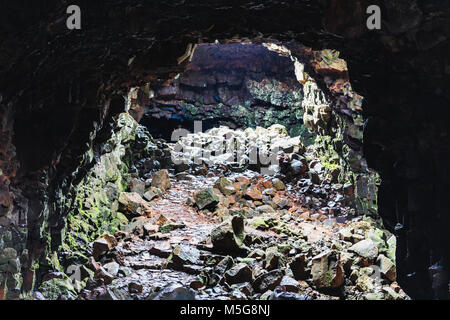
248,249,265,260
255,205,275,214
150,283,196,300
130,178,146,195
338,228,353,241
289,254,308,280
94,266,114,285
171,245,201,266
210,216,247,255
253,270,284,293
215,256,234,274
151,169,171,191
265,247,286,271
272,195,289,209
129,282,143,294
377,254,396,282
231,282,254,296
382,286,402,300
311,250,344,289
143,187,162,201
279,276,301,292
215,177,235,196
193,188,219,210
355,271,374,292
244,187,263,201
269,288,312,300
290,159,307,175
92,239,110,261
272,178,286,191
103,261,120,277
225,263,253,284
309,170,321,184
349,239,378,261
118,192,153,216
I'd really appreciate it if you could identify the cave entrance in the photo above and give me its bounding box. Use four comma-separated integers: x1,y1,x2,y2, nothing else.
130,42,316,145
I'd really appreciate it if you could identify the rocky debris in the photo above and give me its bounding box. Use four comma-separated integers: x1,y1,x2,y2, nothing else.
143,187,163,202
279,276,301,292
272,178,286,191
253,270,284,293
225,263,253,285
151,169,171,191
118,192,153,217
55,130,406,301
349,239,379,261
92,234,118,260
149,283,196,300
311,250,344,289
193,188,220,210
210,216,247,255
169,124,306,174
170,245,201,267
130,178,146,196
214,177,235,196
377,254,396,282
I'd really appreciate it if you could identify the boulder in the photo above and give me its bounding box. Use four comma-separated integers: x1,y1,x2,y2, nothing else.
210,216,247,255
103,261,120,277
171,245,201,266
214,177,236,196
92,234,117,260
289,254,308,280
252,270,284,293
118,192,153,216
193,188,219,210
143,187,163,201
265,247,286,271
244,187,263,201
311,250,344,289
279,276,301,292
272,178,286,191
377,254,396,282
349,239,378,261
151,169,171,191
150,283,196,300
130,178,146,195
225,263,253,284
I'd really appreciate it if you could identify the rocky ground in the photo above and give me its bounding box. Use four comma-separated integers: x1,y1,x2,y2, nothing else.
31,124,407,301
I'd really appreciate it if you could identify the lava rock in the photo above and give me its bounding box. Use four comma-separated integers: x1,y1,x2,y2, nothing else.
272,178,286,191
171,245,201,266
253,270,284,293
210,216,247,255
193,188,219,210
311,250,344,289
149,283,196,300
225,263,253,284
151,169,171,191
377,254,396,282
349,239,378,261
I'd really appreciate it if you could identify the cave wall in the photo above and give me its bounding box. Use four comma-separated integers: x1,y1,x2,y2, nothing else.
0,0,449,299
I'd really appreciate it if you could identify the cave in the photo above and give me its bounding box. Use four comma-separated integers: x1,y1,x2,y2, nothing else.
0,1,449,302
